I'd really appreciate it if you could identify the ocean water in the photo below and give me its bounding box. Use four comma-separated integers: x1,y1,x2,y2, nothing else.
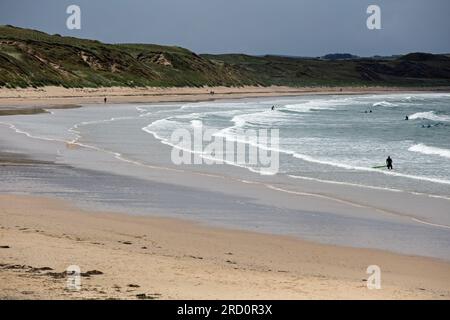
1,93,450,259
142,93,450,197
1,93,450,198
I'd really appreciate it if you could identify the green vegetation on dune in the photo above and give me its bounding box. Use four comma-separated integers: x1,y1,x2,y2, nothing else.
1,25,450,89
202,53,450,87
0,25,256,88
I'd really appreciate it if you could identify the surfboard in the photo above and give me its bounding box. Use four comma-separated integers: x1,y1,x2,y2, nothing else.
372,165,387,169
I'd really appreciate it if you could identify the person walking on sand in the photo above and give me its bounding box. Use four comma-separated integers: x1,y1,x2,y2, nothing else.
104,97,107,104
386,156,393,170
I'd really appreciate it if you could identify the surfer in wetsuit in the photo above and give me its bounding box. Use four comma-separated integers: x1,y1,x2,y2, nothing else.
405,115,409,120
386,156,393,170
271,105,275,111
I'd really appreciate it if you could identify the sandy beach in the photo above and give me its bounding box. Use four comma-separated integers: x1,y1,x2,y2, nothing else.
2,0,450,305
1,86,449,300
1,85,449,108
1,194,449,300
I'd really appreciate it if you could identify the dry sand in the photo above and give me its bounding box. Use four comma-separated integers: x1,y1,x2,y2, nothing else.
0,195,449,300
1,85,448,108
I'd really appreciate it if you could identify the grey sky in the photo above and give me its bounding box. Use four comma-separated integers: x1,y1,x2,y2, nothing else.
1,0,449,56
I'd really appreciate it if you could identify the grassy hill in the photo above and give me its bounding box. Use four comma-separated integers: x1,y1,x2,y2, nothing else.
0,25,255,88
1,25,450,88
202,53,450,87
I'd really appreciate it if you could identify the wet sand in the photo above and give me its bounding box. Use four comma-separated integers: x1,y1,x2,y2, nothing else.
1,194,449,300
1,88,449,299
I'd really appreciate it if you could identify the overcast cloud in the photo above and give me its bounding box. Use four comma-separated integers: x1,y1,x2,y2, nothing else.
1,0,449,56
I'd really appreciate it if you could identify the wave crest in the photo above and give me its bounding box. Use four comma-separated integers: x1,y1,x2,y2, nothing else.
372,101,397,107
409,144,450,159
409,111,450,122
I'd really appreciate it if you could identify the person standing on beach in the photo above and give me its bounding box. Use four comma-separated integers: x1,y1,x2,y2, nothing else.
104,97,107,103
386,156,393,170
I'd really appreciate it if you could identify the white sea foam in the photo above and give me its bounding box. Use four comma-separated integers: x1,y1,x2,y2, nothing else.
209,109,450,186
142,122,270,174
229,108,295,129
231,115,247,127
289,150,450,185
216,129,450,185
282,100,337,113
5,95,450,204
140,96,450,188
372,101,397,107
409,111,450,122
142,118,179,140
287,174,404,192
410,218,450,229
216,128,450,186
190,120,203,128
409,144,450,159
288,174,450,201
0,122,68,143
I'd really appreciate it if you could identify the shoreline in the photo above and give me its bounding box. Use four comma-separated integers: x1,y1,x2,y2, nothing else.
0,100,449,260
0,138,449,259
1,194,449,300
1,85,450,109
1,88,449,299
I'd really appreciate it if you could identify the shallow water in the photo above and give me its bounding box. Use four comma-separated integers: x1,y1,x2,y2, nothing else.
1,93,450,259
2,93,450,197
144,93,450,197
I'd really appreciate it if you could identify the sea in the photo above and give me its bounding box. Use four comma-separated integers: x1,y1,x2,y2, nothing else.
143,93,450,198
1,92,449,259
